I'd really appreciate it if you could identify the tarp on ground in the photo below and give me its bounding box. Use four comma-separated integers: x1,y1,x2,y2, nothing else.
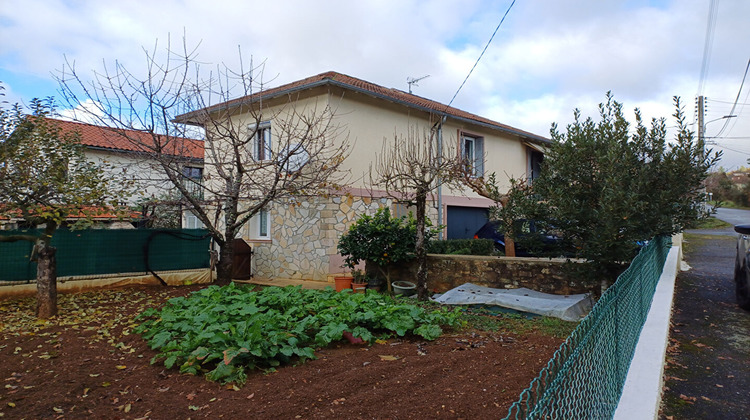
433,283,592,322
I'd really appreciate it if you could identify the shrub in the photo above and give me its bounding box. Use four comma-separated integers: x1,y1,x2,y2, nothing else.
428,239,495,256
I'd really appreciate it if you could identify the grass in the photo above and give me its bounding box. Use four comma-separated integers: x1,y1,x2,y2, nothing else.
688,216,732,230
459,307,577,339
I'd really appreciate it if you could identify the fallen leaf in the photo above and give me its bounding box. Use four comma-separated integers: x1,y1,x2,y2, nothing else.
115,365,127,370
716,384,724,388
188,405,200,411
246,393,255,399
124,403,131,413
701,396,712,401
6,404,14,408
379,355,399,361
375,339,387,345
53,407,63,413
186,393,196,401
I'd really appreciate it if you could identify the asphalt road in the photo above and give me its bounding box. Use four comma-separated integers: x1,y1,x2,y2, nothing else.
660,230,750,419
714,207,750,227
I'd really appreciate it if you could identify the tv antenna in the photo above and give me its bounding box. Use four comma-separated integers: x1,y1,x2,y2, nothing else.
407,75,430,94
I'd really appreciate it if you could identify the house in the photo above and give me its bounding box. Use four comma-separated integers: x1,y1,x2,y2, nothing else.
177,71,549,281
1,118,205,230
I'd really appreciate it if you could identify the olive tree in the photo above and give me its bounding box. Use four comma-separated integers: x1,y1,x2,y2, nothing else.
476,93,720,285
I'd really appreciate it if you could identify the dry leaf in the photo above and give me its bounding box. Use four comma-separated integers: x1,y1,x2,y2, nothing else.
186,393,196,401
115,365,127,370
246,393,255,399
378,355,399,361
124,403,131,413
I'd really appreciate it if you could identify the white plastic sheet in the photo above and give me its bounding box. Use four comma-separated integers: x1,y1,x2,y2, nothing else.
433,283,592,322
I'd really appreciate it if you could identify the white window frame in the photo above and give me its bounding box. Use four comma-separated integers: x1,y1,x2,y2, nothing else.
249,121,272,161
461,134,484,177
257,208,269,239
184,211,205,229
245,208,271,240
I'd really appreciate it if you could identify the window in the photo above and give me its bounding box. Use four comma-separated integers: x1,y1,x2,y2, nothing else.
181,166,203,199
258,208,269,238
251,122,272,161
184,211,205,229
246,208,271,240
461,134,484,177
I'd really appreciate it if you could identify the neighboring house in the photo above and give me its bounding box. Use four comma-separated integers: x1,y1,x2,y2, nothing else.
0,118,205,230
177,71,550,281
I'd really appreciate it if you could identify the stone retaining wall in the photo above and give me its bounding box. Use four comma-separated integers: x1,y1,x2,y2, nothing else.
368,254,597,296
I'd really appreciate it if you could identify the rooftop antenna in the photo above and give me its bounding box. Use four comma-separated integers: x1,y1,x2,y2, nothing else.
407,75,430,94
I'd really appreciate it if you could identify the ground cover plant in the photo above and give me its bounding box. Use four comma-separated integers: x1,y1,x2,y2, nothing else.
135,284,463,385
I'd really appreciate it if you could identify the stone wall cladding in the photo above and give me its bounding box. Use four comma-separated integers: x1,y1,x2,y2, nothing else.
367,254,596,296
252,194,428,281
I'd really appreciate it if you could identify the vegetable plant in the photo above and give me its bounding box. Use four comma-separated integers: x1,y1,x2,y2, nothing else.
135,284,461,385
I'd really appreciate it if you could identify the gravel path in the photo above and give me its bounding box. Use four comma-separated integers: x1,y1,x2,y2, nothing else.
660,232,750,419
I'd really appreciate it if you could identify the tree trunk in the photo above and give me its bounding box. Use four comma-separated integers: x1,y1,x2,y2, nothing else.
215,242,234,286
36,243,57,318
505,237,516,257
415,191,429,301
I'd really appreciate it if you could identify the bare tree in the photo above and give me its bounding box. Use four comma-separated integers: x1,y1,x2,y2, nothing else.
371,127,465,300
56,36,350,285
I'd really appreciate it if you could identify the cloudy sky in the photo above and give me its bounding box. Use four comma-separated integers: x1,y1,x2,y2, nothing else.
1,0,748,169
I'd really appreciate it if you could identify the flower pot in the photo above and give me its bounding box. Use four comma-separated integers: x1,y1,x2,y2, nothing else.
334,276,353,292
351,281,367,293
392,280,417,296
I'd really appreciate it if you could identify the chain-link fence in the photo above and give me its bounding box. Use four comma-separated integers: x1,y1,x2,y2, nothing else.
0,228,211,282
503,236,671,419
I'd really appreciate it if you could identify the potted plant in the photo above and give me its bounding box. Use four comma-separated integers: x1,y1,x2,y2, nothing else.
334,271,353,292
351,269,368,293
338,208,438,294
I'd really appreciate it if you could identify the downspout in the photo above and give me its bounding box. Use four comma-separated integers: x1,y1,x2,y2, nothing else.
437,115,447,240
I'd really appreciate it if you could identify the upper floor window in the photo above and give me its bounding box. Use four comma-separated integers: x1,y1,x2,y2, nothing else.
181,166,203,199
251,122,272,161
462,134,484,177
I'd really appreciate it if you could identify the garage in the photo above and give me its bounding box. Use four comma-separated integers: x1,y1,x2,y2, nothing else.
446,206,489,239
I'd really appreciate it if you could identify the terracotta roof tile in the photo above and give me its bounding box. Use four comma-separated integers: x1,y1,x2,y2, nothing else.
47,118,204,160
176,71,548,143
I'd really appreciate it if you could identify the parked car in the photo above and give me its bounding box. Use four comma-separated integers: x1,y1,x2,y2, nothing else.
473,220,568,257
733,225,750,310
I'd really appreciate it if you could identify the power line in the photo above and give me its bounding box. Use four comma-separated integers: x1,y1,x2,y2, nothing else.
697,0,719,96
714,58,750,138
446,0,517,109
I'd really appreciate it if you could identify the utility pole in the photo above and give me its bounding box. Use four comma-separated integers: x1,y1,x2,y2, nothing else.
697,95,705,148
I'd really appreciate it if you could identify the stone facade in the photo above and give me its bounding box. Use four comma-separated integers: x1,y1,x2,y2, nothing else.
367,254,598,296
249,194,439,281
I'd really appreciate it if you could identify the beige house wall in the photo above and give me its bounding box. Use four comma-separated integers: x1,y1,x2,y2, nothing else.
200,84,541,281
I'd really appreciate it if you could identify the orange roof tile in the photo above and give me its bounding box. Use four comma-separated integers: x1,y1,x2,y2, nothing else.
176,71,549,144
47,118,204,160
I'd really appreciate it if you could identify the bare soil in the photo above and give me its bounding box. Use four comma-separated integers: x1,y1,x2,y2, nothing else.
0,284,566,419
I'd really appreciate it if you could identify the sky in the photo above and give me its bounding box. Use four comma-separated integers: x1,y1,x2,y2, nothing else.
1,0,749,170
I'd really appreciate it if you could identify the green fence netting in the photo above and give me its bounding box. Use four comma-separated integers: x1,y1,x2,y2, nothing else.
0,228,212,282
503,236,671,420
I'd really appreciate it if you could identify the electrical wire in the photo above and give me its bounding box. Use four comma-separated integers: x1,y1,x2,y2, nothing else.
697,0,719,96
713,58,750,139
446,0,517,109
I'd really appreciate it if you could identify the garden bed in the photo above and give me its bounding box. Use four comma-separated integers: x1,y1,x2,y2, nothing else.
0,284,571,419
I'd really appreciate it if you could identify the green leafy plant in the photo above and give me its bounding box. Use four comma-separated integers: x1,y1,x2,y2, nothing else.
135,284,461,385
337,208,439,292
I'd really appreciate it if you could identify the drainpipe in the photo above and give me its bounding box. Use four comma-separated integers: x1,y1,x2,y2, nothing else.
437,115,447,240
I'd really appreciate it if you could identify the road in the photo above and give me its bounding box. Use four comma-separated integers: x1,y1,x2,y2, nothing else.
714,207,750,227
660,227,750,418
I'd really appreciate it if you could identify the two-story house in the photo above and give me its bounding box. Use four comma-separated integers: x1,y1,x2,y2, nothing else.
177,71,549,282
